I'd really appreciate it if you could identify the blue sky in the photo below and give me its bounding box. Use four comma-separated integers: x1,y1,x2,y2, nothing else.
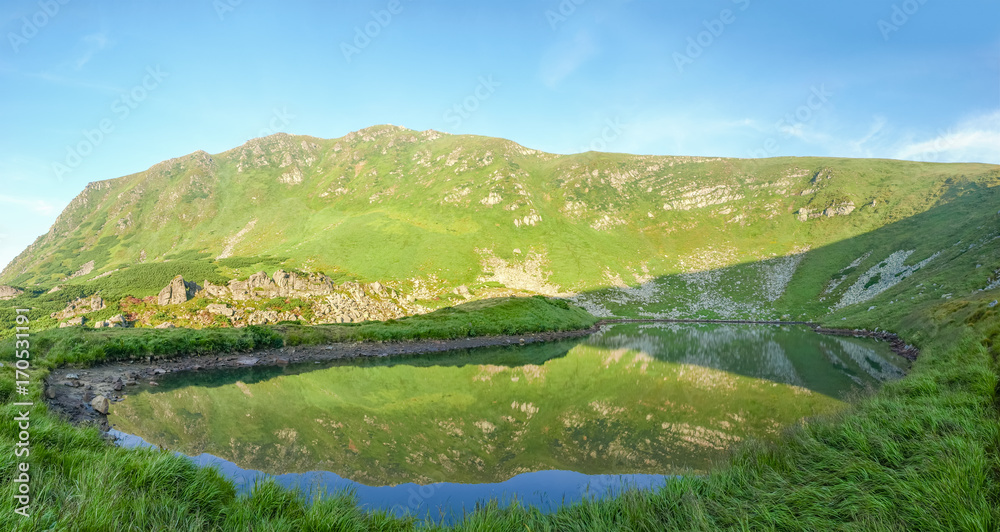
1,0,998,269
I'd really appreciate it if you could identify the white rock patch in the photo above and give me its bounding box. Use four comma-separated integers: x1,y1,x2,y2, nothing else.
835,250,939,309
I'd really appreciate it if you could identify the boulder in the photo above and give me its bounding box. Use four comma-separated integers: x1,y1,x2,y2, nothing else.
154,322,176,329
157,275,200,306
0,285,23,300
247,271,275,291
227,279,251,300
203,280,230,298
207,303,235,316
60,316,86,328
91,395,110,415
824,202,856,217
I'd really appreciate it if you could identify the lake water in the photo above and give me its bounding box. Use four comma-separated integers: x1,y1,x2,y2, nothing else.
108,323,906,521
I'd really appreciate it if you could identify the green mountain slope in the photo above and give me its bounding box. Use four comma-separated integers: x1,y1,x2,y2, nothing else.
2,125,998,330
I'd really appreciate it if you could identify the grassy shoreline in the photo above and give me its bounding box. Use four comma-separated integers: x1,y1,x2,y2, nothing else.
2,296,998,530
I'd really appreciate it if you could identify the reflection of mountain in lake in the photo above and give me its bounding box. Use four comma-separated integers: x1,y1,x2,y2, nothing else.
109,324,904,487
590,323,906,398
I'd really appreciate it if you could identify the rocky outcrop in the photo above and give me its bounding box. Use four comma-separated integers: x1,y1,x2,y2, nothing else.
312,289,407,324
157,276,200,305
59,316,86,328
93,315,129,329
797,201,855,222
52,295,105,320
206,304,235,317
0,285,23,300
67,260,95,280
208,270,336,301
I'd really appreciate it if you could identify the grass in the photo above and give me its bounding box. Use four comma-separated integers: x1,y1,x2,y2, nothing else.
1,298,996,530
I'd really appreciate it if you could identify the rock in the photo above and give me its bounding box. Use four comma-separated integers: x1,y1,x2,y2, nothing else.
237,356,259,366
823,202,856,217
203,280,230,298
68,260,96,280
125,380,137,386
148,381,159,387
82,390,93,402
52,295,105,321
207,303,235,317
66,373,80,380
109,314,126,325
152,368,166,375
90,395,110,415
155,322,176,329
58,316,85,328
157,275,200,306
990,300,998,308
113,380,123,392
453,285,471,299
275,357,290,365
0,285,23,300
45,387,56,399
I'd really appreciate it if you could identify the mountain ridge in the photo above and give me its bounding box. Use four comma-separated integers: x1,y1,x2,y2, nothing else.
2,124,998,332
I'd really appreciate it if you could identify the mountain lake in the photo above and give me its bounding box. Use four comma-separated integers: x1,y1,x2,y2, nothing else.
108,323,907,522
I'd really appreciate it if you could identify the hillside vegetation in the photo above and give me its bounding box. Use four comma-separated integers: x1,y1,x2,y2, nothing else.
0,126,999,530
2,125,998,336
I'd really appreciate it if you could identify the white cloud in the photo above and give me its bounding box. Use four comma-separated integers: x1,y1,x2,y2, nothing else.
894,111,1000,164
0,195,60,216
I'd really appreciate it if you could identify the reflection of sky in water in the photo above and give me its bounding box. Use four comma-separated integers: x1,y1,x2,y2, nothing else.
111,429,668,524
109,324,904,520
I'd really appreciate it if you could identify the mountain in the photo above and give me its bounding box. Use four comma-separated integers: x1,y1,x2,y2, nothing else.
2,125,999,331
